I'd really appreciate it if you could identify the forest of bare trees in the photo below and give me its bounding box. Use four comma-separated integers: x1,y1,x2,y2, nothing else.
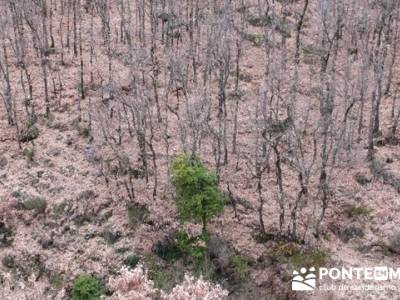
1,0,400,299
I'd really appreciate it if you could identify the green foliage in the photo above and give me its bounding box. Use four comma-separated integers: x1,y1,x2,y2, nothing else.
291,250,328,269
53,200,72,218
265,241,329,269
265,241,300,264
176,231,207,268
153,230,209,279
123,254,140,268
23,146,35,162
20,197,47,214
145,255,184,293
127,203,149,229
72,119,90,138
342,204,373,219
229,255,250,282
245,32,264,47
20,125,39,143
71,275,102,300
171,154,224,233
253,232,276,243
154,231,194,263
151,231,232,285
153,238,182,262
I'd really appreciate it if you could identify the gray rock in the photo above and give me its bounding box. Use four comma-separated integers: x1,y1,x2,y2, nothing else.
1,255,15,268
207,234,232,273
388,231,400,254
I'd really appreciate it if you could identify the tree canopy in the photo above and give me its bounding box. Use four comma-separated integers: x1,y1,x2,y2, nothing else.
171,154,224,234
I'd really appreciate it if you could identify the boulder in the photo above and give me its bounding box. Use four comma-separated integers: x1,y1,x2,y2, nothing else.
207,234,232,273
388,231,400,254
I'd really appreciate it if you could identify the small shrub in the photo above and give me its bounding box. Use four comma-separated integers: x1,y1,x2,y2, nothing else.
101,229,122,245
238,73,253,83
71,275,102,300
337,226,364,243
44,47,56,56
0,222,15,247
20,197,47,214
276,241,301,257
247,15,270,27
72,119,90,138
127,203,149,229
147,259,184,292
291,250,328,269
175,231,194,260
49,272,63,289
115,247,130,254
342,204,372,219
245,32,264,47
153,231,206,266
23,146,35,162
20,125,39,143
153,233,185,263
53,201,71,217
253,232,275,243
265,241,329,269
123,254,140,268
130,167,145,179
354,172,372,185
229,255,250,282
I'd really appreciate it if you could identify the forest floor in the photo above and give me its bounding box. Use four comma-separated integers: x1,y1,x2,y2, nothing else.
1,0,400,299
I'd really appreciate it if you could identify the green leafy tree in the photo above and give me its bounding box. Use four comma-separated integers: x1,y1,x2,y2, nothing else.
71,275,102,300
171,154,224,235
